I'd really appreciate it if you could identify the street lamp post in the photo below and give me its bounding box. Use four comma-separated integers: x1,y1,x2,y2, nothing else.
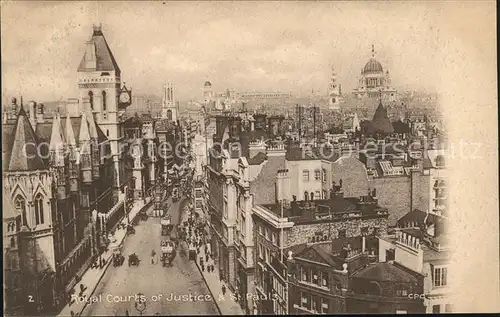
124,185,129,225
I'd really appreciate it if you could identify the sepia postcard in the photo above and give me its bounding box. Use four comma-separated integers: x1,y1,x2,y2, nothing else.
1,1,498,316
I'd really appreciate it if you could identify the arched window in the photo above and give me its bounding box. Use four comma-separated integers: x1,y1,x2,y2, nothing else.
102,91,107,111
10,237,15,248
167,110,172,121
88,91,94,110
15,195,27,226
34,194,44,225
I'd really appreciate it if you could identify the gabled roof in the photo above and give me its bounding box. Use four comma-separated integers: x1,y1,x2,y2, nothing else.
331,157,370,198
397,209,437,228
353,262,419,283
250,155,285,205
77,27,121,73
2,123,17,165
7,106,47,171
248,152,267,165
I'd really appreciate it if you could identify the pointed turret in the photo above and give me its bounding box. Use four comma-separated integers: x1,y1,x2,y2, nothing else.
49,114,65,161
8,106,46,171
79,112,93,183
66,115,80,192
65,115,77,147
49,114,67,199
85,110,101,179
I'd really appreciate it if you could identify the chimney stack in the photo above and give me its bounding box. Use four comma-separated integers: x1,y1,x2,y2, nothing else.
10,97,18,119
28,101,37,125
36,103,45,123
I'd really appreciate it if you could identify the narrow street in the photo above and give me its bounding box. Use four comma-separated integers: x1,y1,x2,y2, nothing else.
82,198,219,316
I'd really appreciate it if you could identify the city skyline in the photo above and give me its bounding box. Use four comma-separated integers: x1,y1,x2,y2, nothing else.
0,1,485,103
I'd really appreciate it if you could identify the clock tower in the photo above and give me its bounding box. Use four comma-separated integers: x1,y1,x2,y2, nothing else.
77,24,128,193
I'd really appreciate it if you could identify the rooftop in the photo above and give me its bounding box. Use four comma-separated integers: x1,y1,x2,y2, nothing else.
260,193,388,222
77,25,121,73
352,262,420,283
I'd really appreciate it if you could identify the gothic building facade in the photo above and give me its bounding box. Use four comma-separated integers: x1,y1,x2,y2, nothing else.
2,25,131,315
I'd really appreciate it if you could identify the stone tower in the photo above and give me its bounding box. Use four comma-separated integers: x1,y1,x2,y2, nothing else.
328,66,342,110
76,24,125,196
162,82,178,122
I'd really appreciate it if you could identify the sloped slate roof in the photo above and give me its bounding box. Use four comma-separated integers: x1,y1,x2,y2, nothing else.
2,123,17,165
78,28,121,73
7,107,47,171
3,190,19,219
250,155,285,205
353,262,419,283
248,152,267,165
331,157,370,198
372,101,394,134
397,209,437,227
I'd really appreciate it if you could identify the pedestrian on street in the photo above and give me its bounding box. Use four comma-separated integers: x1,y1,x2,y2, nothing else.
151,249,156,264
201,263,205,272
196,248,200,255
222,284,226,296
205,253,209,263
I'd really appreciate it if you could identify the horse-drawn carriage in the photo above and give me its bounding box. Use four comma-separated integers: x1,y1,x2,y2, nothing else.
160,240,176,267
112,246,125,267
172,187,180,202
161,215,172,236
128,253,140,267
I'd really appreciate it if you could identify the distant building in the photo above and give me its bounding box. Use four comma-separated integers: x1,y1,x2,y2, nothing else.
328,67,342,110
161,83,178,122
352,45,397,101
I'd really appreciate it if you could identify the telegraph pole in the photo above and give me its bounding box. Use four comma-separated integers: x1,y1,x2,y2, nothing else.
313,106,316,146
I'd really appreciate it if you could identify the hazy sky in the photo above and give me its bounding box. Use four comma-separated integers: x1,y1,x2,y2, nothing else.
0,1,492,102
